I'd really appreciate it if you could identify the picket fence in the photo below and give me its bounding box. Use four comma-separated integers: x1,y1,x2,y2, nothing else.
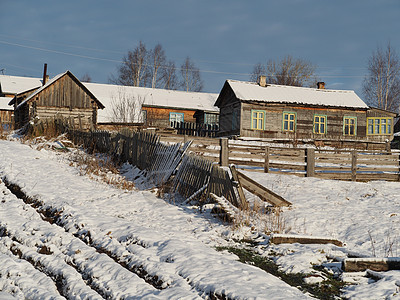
67,128,241,207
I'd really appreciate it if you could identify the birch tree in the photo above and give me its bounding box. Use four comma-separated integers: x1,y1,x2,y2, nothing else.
149,43,166,88
362,42,400,112
110,41,150,87
180,57,203,92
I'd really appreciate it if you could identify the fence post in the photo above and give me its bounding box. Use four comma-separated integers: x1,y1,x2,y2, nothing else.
351,150,357,181
264,146,270,173
306,148,315,177
220,138,229,167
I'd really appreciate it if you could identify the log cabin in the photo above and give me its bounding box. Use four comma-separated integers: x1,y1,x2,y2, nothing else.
215,77,397,149
11,71,104,130
83,82,219,130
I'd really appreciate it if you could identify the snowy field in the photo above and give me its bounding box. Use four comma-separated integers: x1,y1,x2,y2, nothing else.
0,137,399,299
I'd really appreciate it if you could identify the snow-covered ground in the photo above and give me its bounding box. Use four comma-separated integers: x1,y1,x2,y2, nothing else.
0,139,309,299
0,136,400,299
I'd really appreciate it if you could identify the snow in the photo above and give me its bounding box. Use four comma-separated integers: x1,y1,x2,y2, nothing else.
84,82,219,123
0,139,309,299
0,98,12,111
225,80,369,109
1,135,400,298
0,75,42,95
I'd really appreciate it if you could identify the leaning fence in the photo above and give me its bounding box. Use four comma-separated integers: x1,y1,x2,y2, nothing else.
65,125,241,208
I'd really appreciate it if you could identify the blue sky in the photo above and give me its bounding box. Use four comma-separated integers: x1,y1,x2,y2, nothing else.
1,0,400,98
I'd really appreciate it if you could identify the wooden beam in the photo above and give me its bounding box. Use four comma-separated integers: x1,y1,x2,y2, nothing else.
229,165,248,210
343,258,400,272
270,234,343,247
235,170,291,207
220,138,229,167
306,148,315,177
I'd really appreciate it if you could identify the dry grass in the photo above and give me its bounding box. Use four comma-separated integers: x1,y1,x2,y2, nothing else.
21,121,136,191
229,199,287,235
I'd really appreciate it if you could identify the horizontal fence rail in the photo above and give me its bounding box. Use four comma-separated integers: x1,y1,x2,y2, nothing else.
161,136,400,182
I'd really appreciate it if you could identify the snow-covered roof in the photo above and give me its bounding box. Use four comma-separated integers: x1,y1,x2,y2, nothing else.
221,80,369,109
0,75,42,95
0,97,13,110
84,82,219,123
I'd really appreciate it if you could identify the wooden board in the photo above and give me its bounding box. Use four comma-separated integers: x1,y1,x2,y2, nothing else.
270,235,343,247
235,170,291,207
343,258,400,272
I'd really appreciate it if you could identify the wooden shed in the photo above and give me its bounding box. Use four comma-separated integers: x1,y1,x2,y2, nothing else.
215,79,396,149
12,71,104,130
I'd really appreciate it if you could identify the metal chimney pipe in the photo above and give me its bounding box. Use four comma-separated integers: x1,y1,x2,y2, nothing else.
42,63,47,86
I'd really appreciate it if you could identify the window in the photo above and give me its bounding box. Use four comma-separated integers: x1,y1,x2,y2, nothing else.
169,112,184,123
313,115,326,134
204,113,219,125
251,110,265,130
367,117,392,135
232,109,238,130
141,110,147,123
343,117,357,136
282,112,296,132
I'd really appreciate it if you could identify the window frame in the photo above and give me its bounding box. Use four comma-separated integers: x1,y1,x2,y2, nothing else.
367,117,393,135
343,116,357,136
282,111,296,132
251,109,265,130
313,114,327,135
169,112,184,123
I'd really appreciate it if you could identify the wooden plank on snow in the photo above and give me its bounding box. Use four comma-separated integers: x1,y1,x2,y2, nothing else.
235,170,291,207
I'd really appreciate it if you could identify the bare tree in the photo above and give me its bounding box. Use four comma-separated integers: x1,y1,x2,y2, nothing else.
110,41,150,87
161,60,178,90
250,55,317,87
80,73,92,83
180,57,203,92
363,42,400,112
250,63,266,83
110,88,145,123
149,43,166,88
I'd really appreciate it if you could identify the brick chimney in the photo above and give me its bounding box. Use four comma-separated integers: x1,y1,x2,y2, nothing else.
258,75,267,87
317,82,325,89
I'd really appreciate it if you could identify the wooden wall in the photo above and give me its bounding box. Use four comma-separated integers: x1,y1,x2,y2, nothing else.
217,86,241,136
15,74,99,130
233,102,394,144
142,106,196,127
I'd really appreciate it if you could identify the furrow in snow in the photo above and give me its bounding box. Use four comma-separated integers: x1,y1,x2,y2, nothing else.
0,179,162,299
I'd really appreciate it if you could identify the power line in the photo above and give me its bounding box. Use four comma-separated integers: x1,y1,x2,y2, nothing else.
0,39,367,79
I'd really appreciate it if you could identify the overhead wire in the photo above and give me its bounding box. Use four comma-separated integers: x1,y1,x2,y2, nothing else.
0,38,367,79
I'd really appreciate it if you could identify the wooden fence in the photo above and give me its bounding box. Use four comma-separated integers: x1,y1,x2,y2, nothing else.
65,127,242,207
170,121,219,138
159,136,400,182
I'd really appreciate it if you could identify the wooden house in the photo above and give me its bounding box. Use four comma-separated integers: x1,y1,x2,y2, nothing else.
215,78,397,149
0,75,42,129
11,71,104,130
83,82,219,130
